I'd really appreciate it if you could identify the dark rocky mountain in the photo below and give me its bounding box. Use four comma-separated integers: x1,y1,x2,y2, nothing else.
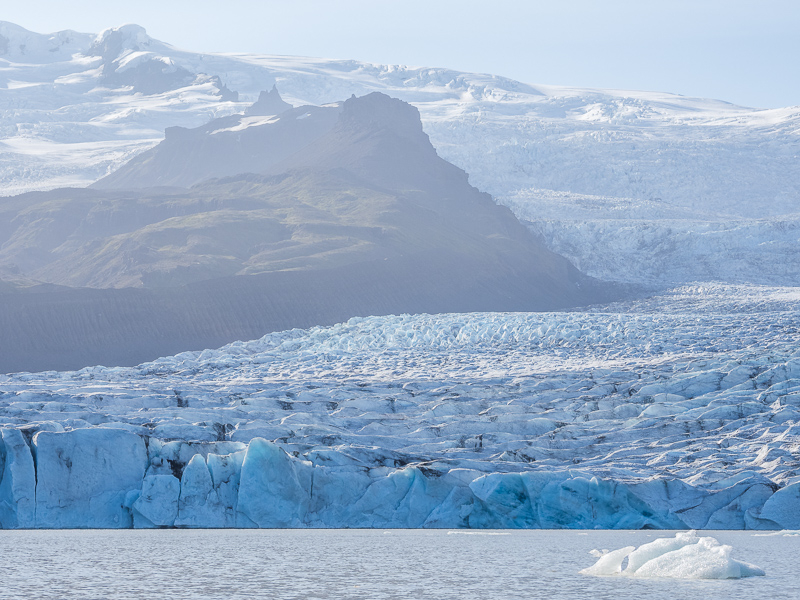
0,92,618,372
92,90,333,190
245,84,293,116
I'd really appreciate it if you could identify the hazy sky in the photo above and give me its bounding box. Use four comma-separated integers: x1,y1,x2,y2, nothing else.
4,0,798,108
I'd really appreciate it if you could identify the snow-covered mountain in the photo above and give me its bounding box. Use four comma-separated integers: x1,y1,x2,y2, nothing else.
1,22,798,286
2,285,799,529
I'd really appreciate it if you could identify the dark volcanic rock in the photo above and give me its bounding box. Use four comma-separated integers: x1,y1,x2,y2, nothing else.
0,92,620,372
92,104,340,190
245,85,292,116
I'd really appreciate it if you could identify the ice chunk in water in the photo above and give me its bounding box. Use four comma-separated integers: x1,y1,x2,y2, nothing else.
581,531,765,579
579,546,635,576
633,535,765,579
625,530,700,573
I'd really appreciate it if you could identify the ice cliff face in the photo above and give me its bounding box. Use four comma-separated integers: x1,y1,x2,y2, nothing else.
1,22,797,286
1,285,799,529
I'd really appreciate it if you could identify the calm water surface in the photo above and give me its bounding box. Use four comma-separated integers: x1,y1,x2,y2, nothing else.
0,529,796,600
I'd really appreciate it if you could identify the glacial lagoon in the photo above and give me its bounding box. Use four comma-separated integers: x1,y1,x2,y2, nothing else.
0,529,797,600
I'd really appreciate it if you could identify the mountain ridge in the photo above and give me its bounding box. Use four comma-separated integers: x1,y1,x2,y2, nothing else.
2,21,797,286
0,90,613,371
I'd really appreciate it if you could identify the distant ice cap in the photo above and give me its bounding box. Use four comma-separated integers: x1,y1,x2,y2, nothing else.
87,24,159,65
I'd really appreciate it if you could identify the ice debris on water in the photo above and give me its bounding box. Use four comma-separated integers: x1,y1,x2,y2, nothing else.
581,531,765,579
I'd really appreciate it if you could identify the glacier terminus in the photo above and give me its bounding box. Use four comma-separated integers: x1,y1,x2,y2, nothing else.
2,285,800,530
0,21,799,533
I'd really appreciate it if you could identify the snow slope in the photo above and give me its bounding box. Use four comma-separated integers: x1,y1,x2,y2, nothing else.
2,285,800,529
1,22,798,286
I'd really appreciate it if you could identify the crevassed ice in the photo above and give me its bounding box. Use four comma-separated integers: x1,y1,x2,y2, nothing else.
1,285,800,529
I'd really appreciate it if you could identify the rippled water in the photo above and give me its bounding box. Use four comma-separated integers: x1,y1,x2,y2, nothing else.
0,530,797,600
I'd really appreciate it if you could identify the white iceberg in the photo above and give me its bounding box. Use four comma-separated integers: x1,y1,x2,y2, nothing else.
581,531,765,579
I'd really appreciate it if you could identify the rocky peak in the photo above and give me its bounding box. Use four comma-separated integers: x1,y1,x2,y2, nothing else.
245,85,293,116
338,92,424,141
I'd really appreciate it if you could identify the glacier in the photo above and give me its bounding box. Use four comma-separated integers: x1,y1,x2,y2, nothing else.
1,284,800,529
2,22,799,530
1,22,798,286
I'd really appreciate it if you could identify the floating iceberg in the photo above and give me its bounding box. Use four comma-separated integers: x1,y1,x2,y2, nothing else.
581,531,765,579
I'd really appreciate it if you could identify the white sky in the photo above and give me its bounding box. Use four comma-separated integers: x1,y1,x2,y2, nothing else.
3,0,798,108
